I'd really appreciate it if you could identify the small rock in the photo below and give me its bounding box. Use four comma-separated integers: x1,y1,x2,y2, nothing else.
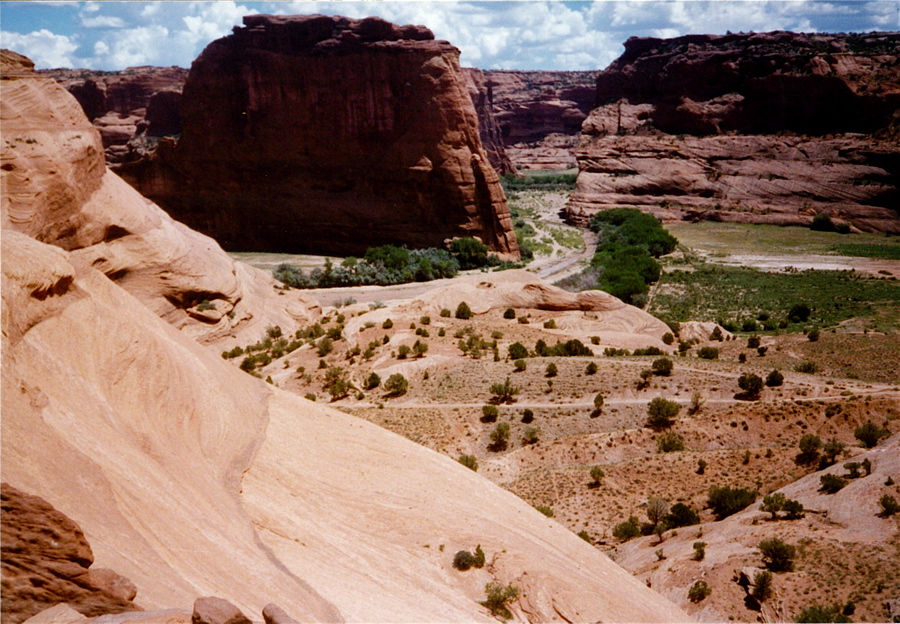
191,597,251,624
262,603,299,624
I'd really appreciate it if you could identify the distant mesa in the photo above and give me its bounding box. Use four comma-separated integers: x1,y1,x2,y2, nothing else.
568,31,900,233
116,14,519,259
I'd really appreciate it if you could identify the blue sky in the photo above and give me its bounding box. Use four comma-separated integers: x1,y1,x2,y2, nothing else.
1,1,898,71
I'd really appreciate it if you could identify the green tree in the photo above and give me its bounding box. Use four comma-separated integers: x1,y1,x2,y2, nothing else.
481,582,519,620
657,431,685,453
503,307,516,319
489,422,511,451
766,369,784,387
646,497,669,529
854,421,888,448
545,362,558,377
761,493,786,519
413,339,428,357
783,499,805,520
384,373,408,396
878,494,899,517
450,237,490,269
797,434,822,464
688,580,711,603
822,438,846,466
795,604,851,623
651,357,673,376
752,571,773,602
692,541,706,561
507,342,529,360
481,405,499,422
585,361,598,375
593,392,605,412
758,538,795,572
819,474,847,494
489,377,520,404
455,301,473,320
738,373,764,398
589,466,605,486
708,485,757,520
665,503,700,528
612,516,641,542
364,372,381,390
458,454,478,471
453,550,476,571
646,397,681,429
513,359,527,372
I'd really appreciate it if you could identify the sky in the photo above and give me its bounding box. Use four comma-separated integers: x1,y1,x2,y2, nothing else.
1,1,898,72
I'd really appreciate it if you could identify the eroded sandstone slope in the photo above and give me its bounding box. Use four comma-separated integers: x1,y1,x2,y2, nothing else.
1,49,318,346
117,14,519,258
568,31,900,232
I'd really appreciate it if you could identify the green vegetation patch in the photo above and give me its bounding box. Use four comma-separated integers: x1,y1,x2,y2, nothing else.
831,243,900,260
650,264,900,327
501,172,578,192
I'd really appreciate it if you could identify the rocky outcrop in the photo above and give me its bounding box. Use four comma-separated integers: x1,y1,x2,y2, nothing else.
1,49,319,346
569,31,900,232
117,15,519,259
40,66,187,163
463,68,515,175
191,597,251,624
1,483,140,623
482,70,597,170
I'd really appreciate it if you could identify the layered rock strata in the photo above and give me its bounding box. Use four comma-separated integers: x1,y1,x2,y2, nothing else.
568,31,900,232
1,49,318,346
118,15,519,258
463,68,515,175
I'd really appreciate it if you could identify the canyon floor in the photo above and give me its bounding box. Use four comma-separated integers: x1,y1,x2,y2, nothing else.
226,180,900,623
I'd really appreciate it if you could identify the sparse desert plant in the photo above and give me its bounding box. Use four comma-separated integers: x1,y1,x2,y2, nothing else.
821,438,846,466
413,339,428,357
473,544,485,568
688,580,711,603
854,420,889,448
317,337,334,357
696,459,707,475
507,342,529,360
662,332,674,345
788,303,811,323
523,426,540,445
593,392,605,412
657,431,685,453
637,369,653,390
766,369,784,387
708,485,757,520
795,361,817,374
844,462,862,478
652,357,673,376
807,327,820,342
752,570,773,602
878,494,899,517
545,362,558,377
747,335,761,349
535,504,553,517
543,318,557,329
503,307,516,319
481,405,499,422
455,301,473,320
761,493,786,519
440,308,451,317
585,361,598,375
738,373,764,399
458,454,478,471
758,538,795,572
521,409,534,424
384,373,408,396
646,497,669,528
646,397,680,429
612,516,641,542
697,346,719,359
489,377,520,404
397,344,411,359
797,434,822,464
514,359,527,372
688,391,704,415
709,326,724,341
577,530,592,543
489,422,511,451
382,318,393,329
364,372,381,390
819,473,847,494
692,541,706,561
794,604,851,623
481,582,519,620
453,550,476,571
666,503,700,528
783,499,805,520
590,466,605,486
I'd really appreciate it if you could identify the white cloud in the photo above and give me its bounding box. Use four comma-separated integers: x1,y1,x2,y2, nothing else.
80,15,127,29
141,4,161,18
92,25,171,67
82,2,100,13
0,29,79,68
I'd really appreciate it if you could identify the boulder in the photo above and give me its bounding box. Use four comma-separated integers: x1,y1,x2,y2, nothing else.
117,15,519,259
191,598,251,624
261,603,299,624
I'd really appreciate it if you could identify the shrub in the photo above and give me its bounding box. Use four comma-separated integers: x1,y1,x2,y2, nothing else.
577,530,592,543
692,541,706,561
317,337,334,357
450,237,491,270
489,422,510,451
523,426,540,445
698,346,719,359
810,213,837,232
795,604,851,623
440,308,451,317
878,494,899,517
590,466,605,485
696,459,707,475
662,332,674,345
543,318,557,329
489,377,520,404
384,373,408,396
657,431,685,453
758,538,795,572
503,307,516,319
666,503,700,528
481,582,519,620
788,303,811,323
458,454,478,471
651,357,673,376
453,550,476,571
455,301,473,320
709,326,724,341
854,420,889,448
473,544,485,568
612,516,641,542
766,369,784,387
593,392,605,411
585,362,598,375
822,438,846,466
742,319,759,332
738,353,747,363
413,339,428,357
521,409,534,423
795,361,817,374
783,499,805,520
753,570,773,602
807,327,820,342
747,335,761,349
761,493,786,519
738,373,764,398
646,497,669,528
687,580,711,603
545,362,558,377
513,359,527,372
646,397,681,429
797,433,821,464
819,473,847,494
364,372,381,391
535,504,553,517
481,405,499,422
397,344,411,359
507,342,529,360
708,485,757,520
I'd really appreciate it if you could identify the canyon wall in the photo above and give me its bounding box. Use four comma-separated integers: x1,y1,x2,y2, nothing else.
118,14,518,258
568,31,900,232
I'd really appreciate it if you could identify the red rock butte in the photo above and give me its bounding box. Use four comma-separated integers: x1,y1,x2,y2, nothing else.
118,14,519,259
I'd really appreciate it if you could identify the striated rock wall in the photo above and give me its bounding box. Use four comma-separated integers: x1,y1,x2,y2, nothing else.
482,70,597,170
118,15,519,258
569,31,900,232
463,68,516,175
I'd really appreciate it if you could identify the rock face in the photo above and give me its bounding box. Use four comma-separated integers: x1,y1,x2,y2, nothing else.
568,31,900,232
481,70,597,170
118,15,519,258
0,483,140,623
40,66,188,163
1,49,319,346
463,68,515,175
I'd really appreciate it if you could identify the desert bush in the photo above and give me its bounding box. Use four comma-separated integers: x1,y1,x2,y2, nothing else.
819,474,847,494
513,359,527,372
455,301,473,320
761,493,786,519
397,344,411,359
854,420,889,448
317,337,334,357
738,373,764,398
458,454,478,471
489,377,520,404
662,332,674,345
821,438,846,466
688,580,711,603
646,397,681,429
489,422,511,451
535,504,553,517
364,372,381,390
692,541,706,561
795,604,851,623
585,361,598,375
783,499,805,520
666,503,700,528
413,339,428,357
612,516,641,542
766,369,784,387
697,346,719,359
453,550,476,571
758,538,795,572
795,361,817,374
593,392,605,411
652,357,673,376
878,494,899,517
577,530,592,543
753,570,773,602
590,466,605,485
844,462,862,479
523,426,540,445
807,327,820,342
747,335,761,349
708,485,757,520
657,431,685,453
543,318,557,329
545,362,558,377
450,237,491,270
382,318,393,329
440,308,451,317
503,307,516,319
384,373,408,396
481,405,499,422
797,434,822,464
696,459,707,475
788,303,811,323
507,342,529,360
481,582,520,620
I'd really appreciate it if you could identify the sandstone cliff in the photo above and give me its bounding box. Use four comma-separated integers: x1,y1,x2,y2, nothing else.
464,68,516,175
568,31,900,232
482,70,597,170
117,15,519,258
1,49,318,346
